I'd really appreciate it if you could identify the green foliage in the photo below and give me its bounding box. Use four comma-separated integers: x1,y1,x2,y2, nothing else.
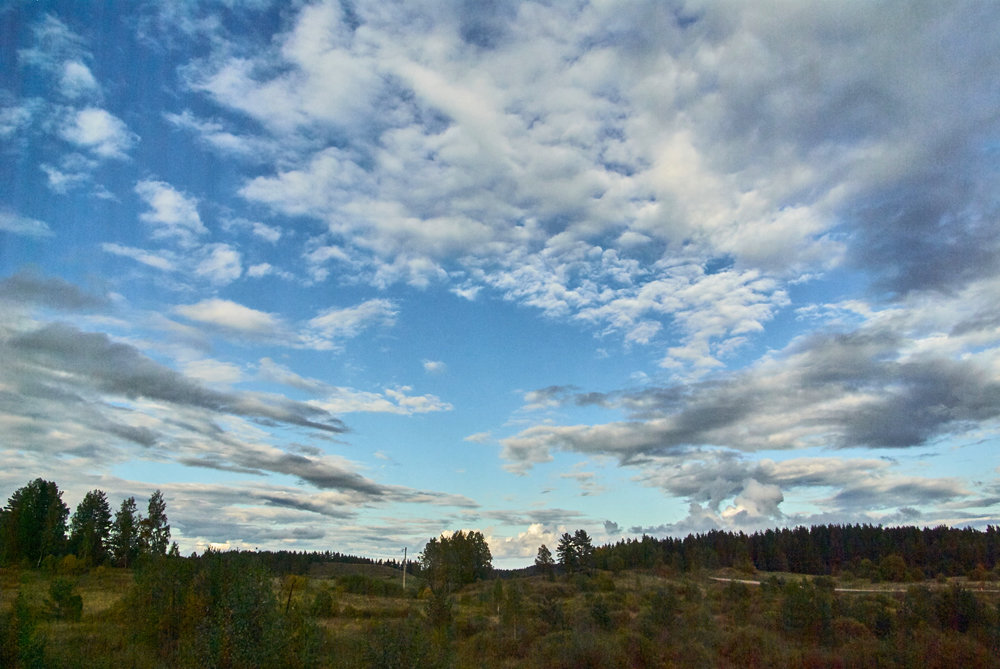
124,551,316,667
108,497,141,568
534,543,555,579
556,529,595,574
934,583,983,633
419,530,492,592
139,490,170,556
879,553,908,582
48,577,83,621
425,589,453,630
0,478,70,567
0,591,47,668
337,573,406,597
781,579,833,644
310,586,337,617
68,489,112,566
364,619,442,669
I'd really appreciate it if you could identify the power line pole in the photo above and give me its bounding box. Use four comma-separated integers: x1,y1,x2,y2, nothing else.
402,547,407,590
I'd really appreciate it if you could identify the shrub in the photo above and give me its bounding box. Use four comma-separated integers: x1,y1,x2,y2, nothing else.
48,577,83,621
0,592,46,668
310,586,337,617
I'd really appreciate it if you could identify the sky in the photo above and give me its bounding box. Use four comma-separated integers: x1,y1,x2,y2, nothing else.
1,0,999,568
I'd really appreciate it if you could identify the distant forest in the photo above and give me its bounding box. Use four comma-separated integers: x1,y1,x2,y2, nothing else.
256,524,1000,582
592,524,1000,580
2,478,998,580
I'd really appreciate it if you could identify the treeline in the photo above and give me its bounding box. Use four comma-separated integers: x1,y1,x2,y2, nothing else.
593,524,1000,579
0,478,172,568
0,478,406,573
256,550,407,576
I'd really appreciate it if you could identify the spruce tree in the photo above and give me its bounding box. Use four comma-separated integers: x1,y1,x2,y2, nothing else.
109,497,142,567
69,489,113,566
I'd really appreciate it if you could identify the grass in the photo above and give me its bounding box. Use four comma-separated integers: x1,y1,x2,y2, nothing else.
3,563,999,668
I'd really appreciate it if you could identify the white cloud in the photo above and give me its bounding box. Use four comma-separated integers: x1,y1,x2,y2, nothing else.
135,180,207,243
60,107,136,159
0,211,53,238
59,60,99,98
182,358,245,386
175,298,284,336
423,360,446,374
312,385,452,416
102,243,175,271
307,298,397,340
195,244,242,285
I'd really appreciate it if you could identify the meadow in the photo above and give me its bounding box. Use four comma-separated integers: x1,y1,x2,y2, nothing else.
3,554,999,668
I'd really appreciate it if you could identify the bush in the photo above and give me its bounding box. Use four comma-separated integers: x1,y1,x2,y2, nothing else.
48,577,83,621
125,552,316,667
310,586,337,617
0,592,46,668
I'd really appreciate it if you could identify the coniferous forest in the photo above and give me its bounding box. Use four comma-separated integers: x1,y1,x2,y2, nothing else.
2,479,1000,667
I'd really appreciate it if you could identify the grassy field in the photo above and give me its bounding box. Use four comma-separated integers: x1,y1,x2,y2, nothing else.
2,562,999,668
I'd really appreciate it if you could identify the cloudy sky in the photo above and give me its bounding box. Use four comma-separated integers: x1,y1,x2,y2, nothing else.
2,0,999,567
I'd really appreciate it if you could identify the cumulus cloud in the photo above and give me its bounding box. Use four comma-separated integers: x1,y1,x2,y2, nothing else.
156,0,1000,384
59,60,99,98
135,179,207,243
195,243,243,285
60,107,136,159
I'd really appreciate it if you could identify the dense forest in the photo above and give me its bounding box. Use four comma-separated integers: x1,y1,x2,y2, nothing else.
594,524,1000,580
2,479,1000,667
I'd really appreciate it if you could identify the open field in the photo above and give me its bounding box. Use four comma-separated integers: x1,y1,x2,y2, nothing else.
3,560,999,668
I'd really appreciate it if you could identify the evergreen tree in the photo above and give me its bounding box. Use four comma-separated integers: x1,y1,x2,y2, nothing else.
573,529,595,570
0,478,69,566
140,490,170,555
69,489,112,566
556,532,578,573
109,497,142,568
534,543,555,579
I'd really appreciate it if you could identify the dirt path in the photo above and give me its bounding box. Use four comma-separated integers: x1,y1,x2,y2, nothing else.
708,576,1000,594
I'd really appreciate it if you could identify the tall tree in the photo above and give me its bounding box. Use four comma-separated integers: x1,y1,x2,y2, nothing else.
0,478,69,566
556,532,578,573
140,489,170,555
534,543,555,579
419,530,492,592
109,497,142,568
574,529,595,570
69,489,113,566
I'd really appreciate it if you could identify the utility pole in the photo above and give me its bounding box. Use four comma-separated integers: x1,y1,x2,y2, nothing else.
402,547,407,590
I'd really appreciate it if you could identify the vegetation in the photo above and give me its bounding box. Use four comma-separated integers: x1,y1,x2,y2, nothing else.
2,480,1000,667
419,530,492,593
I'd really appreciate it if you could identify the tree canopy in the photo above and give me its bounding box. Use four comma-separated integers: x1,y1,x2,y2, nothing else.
69,489,112,566
419,530,492,592
0,478,70,566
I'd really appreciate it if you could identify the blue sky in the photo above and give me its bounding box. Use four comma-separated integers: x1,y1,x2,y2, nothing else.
2,0,999,567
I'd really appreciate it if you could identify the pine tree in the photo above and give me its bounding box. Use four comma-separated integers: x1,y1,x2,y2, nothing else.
109,497,142,568
556,532,578,573
69,489,113,566
535,543,555,579
574,529,595,570
140,490,170,555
